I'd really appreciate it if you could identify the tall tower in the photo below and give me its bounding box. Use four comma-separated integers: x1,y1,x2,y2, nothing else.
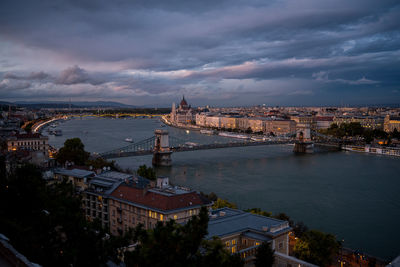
171,102,176,122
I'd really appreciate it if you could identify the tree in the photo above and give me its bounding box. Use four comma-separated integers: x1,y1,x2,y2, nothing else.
137,164,156,180
254,242,275,267
245,127,253,134
0,163,115,266
245,208,272,217
212,198,237,209
124,207,243,267
56,138,90,165
86,157,117,170
294,230,340,267
391,128,400,139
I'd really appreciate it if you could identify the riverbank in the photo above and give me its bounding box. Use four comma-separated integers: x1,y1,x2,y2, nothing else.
343,145,400,157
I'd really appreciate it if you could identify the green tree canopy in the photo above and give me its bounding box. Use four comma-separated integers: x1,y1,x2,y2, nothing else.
294,230,340,267
245,208,272,217
137,164,156,180
212,198,238,209
254,242,275,267
56,138,90,165
125,207,243,267
0,163,117,266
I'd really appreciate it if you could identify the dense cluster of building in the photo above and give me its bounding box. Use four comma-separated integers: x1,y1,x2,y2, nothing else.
169,97,400,136
0,107,51,169
48,166,316,266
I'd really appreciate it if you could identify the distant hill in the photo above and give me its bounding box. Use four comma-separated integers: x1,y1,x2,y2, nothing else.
12,101,137,108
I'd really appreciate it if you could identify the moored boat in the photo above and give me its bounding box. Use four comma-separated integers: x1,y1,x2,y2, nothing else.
200,129,215,135
218,132,249,140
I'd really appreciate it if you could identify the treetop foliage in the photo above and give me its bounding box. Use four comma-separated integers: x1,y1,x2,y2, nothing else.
137,164,156,180
56,138,90,165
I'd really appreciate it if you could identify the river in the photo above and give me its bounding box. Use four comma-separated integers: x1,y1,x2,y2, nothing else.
45,117,400,260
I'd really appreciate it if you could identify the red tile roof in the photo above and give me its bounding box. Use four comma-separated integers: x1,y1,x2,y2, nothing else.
110,185,210,211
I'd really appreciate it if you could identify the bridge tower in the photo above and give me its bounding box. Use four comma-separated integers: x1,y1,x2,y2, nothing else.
152,129,172,166
293,124,314,153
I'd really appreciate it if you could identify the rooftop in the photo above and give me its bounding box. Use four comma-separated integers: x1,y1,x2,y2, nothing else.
96,171,132,180
110,184,211,212
206,208,291,239
54,168,95,178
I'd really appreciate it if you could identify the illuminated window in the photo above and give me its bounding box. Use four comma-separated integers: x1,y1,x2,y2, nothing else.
174,215,177,220
255,242,260,246
189,210,192,216
154,212,157,218
231,246,236,253
149,211,152,217
160,214,163,221
225,241,230,247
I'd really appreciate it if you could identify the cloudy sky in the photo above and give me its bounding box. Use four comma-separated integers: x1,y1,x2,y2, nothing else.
0,0,399,107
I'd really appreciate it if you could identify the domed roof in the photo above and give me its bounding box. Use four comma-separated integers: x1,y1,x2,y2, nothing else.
180,96,188,107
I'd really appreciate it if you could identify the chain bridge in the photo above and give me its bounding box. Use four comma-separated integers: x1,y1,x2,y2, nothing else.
99,128,345,166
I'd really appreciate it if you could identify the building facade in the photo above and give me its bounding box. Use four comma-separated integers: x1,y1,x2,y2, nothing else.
7,133,49,156
207,208,316,267
108,180,211,235
170,96,194,124
264,119,296,135
384,115,400,132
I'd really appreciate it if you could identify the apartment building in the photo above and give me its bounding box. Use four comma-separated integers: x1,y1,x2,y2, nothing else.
333,116,384,129
108,177,212,235
207,208,316,267
53,168,95,191
83,171,141,229
264,119,296,135
7,133,49,156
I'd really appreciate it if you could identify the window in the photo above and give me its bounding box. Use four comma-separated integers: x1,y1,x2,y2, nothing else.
255,242,260,246
160,214,163,221
278,242,283,249
173,215,177,220
231,246,236,253
149,210,152,217
225,241,230,247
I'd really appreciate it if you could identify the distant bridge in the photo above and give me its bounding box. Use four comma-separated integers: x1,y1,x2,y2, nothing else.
100,136,295,159
99,128,346,166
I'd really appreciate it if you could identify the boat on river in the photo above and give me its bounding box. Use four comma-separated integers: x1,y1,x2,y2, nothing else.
218,132,249,140
200,129,215,135
55,129,62,136
125,138,133,143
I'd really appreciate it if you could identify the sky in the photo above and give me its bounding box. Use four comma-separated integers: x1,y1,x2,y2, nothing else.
0,0,399,107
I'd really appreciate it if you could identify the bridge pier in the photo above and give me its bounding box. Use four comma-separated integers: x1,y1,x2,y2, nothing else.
293,142,314,153
152,129,172,166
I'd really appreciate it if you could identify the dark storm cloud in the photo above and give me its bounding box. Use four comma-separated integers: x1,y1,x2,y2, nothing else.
4,71,49,80
56,65,104,85
0,0,399,105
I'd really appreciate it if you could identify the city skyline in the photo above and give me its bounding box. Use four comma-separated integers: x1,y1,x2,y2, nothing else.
0,0,399,106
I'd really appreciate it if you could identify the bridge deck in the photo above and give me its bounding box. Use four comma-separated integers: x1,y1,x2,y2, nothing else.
101,140,295,159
